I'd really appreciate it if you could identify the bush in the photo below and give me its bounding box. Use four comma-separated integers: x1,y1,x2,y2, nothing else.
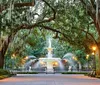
0,75,8,79
62,72,88,74
0,69,10,75
17,72,38,74
0,69,14,80
96,70,100,76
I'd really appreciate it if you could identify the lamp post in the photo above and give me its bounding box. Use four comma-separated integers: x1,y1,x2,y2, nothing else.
11,53,16,69
92,46,96,75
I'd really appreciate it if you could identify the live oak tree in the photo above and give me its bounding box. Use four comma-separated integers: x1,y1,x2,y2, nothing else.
0,0,56,68
43,0,100,73
0,0,100,75
79,0,100,74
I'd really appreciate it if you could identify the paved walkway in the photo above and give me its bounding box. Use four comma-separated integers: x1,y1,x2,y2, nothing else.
0,74,100,85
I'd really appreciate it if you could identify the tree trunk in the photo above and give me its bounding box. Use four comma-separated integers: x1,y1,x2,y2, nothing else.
0,51,4,68
0,33,16,68
96,44,100,75
87,8,100,75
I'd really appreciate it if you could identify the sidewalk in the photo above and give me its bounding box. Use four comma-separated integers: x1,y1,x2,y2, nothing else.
0,74,100,85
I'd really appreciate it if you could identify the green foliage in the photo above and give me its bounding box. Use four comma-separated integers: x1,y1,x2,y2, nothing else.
62,72,88,74
4,55,23,69
0,69,14,80
0,69,10,75
0,69,10,79
17,72,38,74
48,0,97,52
75,49,87,66
0,0,98,69
0,75,9,80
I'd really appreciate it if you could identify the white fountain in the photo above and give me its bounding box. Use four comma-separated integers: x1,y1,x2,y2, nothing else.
39,38,64,73
24,38,64,73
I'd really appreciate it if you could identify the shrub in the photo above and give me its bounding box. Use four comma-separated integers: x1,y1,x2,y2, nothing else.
17,72,38,74
0,69,13,80
96,70,100,78
0,69,10,75
62,72,88,74
96,70,100,76
0,75,8,79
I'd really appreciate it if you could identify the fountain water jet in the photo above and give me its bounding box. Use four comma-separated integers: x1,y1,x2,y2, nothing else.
63,53,80,71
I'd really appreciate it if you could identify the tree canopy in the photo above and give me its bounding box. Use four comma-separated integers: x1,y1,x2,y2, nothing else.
0,0,100,74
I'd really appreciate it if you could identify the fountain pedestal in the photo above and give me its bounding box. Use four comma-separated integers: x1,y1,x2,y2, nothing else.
46,60,54,73
39,58,62,73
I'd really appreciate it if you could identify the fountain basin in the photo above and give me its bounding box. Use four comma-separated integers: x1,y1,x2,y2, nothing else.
39,58,64,73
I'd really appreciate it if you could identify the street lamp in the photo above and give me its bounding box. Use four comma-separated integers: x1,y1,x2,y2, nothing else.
92,46,96,51
72,56,77,61
86,54,89,60
92,46,97,76
86,54,89,71
11,53,16,59
24,56,28,60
